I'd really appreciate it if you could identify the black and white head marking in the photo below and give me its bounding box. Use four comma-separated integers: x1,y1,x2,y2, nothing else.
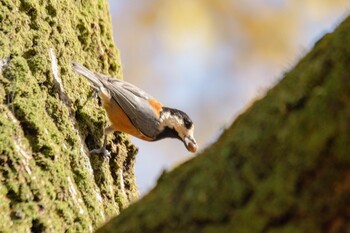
158,107,194,139
156,107,197,152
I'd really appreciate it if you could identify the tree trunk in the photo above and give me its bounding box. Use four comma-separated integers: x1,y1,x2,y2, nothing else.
0,0,138,232
97,15,350,233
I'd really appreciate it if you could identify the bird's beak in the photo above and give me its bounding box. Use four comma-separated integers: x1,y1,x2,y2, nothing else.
184,136,198,153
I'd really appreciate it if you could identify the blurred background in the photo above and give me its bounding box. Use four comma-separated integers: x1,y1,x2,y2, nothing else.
108,0,350,194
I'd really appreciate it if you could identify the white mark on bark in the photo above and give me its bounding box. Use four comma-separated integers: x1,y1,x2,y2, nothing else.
0,57,10,72
14,139,32,176
95,189,103,203
49,48,65,94
67,176,85,215
6,110,18,124
118,168,127,200
5,111,33,176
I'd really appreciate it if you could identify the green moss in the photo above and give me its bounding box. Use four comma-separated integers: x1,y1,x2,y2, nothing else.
0,0,137,232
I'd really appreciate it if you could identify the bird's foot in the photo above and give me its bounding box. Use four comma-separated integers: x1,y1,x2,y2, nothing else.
90,147,111,161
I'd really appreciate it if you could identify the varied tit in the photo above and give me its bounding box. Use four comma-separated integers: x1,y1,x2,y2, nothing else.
72,61,198,155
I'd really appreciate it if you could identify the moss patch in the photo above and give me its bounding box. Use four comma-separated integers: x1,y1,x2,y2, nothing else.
0,0,138,232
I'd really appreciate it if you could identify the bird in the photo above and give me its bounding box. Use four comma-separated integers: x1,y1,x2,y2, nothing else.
72,61,198,156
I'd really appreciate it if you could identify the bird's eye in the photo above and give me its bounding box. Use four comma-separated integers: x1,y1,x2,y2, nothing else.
183,118,192,129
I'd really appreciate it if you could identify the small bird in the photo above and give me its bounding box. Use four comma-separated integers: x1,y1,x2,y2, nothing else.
72,61,198,155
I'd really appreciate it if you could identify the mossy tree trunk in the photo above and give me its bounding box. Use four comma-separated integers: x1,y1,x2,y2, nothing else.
97,16,350,233
0,0,138,232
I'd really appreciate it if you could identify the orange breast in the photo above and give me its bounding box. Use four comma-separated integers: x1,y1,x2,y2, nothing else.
101,95,154,141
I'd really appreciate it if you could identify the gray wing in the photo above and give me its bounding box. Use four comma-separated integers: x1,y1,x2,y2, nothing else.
100,75,154,100
102,79,160,138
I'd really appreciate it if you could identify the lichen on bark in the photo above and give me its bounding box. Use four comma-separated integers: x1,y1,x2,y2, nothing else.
0,0,138,232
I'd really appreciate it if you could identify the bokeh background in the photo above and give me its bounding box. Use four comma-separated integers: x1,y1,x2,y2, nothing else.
108,0,350,194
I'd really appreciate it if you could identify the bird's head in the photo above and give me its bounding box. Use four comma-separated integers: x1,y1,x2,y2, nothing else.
157,107,198,153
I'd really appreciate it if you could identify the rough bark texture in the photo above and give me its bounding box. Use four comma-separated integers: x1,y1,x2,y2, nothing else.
0,0,138,232
97,16,350,233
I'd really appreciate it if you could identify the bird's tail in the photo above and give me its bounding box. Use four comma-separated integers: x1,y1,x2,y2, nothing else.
72,61,104,88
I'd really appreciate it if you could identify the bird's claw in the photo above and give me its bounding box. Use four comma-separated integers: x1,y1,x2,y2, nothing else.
90,147,111,161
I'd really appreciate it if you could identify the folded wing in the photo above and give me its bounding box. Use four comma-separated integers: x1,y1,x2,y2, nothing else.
103,79,161,139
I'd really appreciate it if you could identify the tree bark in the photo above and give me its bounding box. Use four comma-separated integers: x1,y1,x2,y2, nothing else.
0,0,138,232
97,15,350,233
